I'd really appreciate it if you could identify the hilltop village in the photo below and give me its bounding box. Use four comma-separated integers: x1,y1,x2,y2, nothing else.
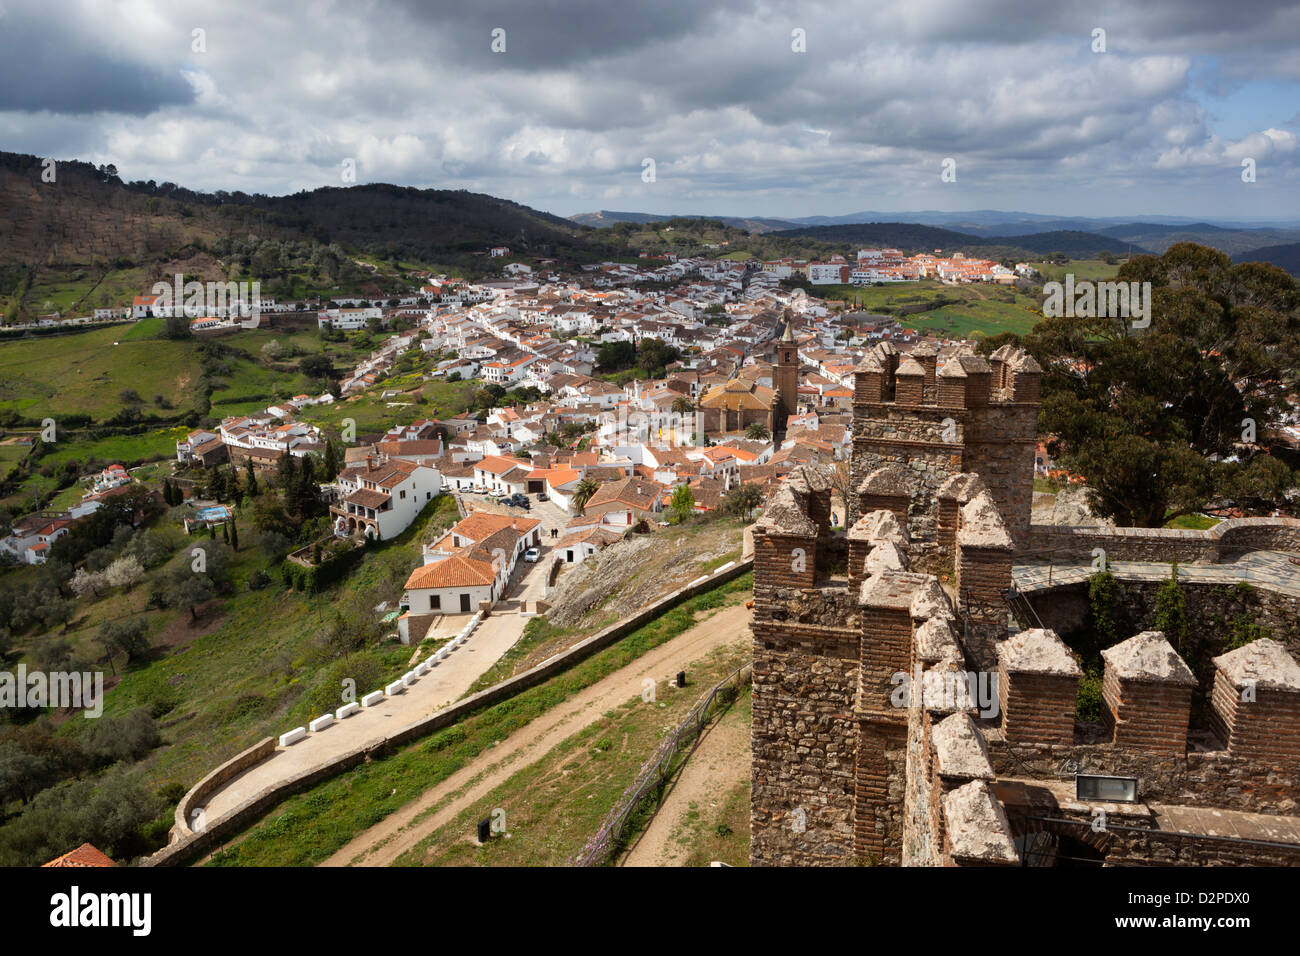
10,248,1051,573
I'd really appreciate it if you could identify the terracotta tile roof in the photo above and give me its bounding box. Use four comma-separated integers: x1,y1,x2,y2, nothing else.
404,554,496,590
452,510,541,542
587,476,663,511
345,488,392,509
375,439,443,457
711,445,759,462
475,455,530,476
527,466,582,488
555,526,625,548
42,843,116,868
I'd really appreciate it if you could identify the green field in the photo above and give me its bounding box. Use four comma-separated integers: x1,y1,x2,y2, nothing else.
299,379,474,437
906,300,1041,338
0,324,198,419
24,266,148,316
821,279,1044,339
1035,259,1123,284
39,426,189,471
27,494,464,801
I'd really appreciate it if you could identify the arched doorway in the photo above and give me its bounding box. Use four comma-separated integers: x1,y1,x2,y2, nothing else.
1010,812,1111,867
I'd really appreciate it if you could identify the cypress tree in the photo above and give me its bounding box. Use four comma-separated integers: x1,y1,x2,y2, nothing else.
1153,562,1190,655
323,440,339,481
230,519,239,551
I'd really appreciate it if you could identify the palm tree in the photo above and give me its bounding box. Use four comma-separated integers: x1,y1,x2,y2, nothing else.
746,423,771,441
671,395,693,416
571,477,599,515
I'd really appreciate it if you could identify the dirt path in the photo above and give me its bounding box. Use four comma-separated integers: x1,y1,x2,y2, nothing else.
321,601,753,867
620,698,751,867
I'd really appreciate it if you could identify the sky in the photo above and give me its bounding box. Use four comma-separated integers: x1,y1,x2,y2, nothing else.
1,0,1298,222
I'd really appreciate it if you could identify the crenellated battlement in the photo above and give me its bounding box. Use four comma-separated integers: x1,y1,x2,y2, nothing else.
752,338,1300,867
849,343,1041,554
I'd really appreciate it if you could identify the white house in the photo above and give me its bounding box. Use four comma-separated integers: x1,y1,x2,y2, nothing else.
398,509,541,640
0,513,73,565
472,455,532,494
318,307,383,330
330,455,442,541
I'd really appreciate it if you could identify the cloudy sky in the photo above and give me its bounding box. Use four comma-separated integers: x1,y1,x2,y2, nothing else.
1,0,1298,221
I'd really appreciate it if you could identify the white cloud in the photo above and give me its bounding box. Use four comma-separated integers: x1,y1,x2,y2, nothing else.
0,0,1296,218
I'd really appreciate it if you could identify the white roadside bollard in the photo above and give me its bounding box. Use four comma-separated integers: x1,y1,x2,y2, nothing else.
309,714,334,733
279,727,307,747
362,691,385,708
385,680,405,696
336,702,361,719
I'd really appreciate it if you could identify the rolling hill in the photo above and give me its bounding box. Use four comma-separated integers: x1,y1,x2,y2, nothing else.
767,222,1146,258
0,151,605,320
1234,242,1300,275
569,209,800,233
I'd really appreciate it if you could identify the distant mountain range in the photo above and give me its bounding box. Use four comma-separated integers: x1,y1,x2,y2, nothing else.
569,208,1300,270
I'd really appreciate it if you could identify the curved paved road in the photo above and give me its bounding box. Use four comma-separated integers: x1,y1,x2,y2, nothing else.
322,601,753,867
193,558,552,828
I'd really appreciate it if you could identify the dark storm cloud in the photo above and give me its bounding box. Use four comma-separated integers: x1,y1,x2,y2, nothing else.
0,9,194,114
0,0,1294,218
401,0,760,69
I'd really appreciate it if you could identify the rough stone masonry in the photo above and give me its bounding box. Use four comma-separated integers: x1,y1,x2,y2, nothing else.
750,343,1300,867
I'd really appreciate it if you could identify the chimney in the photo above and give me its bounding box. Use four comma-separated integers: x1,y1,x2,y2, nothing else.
366,453,375,472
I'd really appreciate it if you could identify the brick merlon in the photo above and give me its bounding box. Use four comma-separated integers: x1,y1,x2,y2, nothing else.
848,509,907,544
942,780,1019,864
755,485,816,535
915,617,962,664
937,472,986,502
1102,631,1196,685
910,577,955,621
997,627,1082,677
864,541,907,575
958,491,1014,549
1212,638,1300,692
859,570,933,610
932,713,996,781
858,465,912,498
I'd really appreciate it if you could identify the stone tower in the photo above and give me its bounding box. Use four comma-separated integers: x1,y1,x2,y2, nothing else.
750,344,1043,866
847,341,1041,561
774,310,798,434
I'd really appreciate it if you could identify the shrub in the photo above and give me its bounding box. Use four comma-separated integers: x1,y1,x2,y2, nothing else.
1075,671,1103,723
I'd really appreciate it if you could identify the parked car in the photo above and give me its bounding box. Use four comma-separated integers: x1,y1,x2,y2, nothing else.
523,547,540,562
536,492,548,501
511,493,530,509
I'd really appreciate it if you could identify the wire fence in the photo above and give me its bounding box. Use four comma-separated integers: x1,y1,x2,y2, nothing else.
571,661,752,867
